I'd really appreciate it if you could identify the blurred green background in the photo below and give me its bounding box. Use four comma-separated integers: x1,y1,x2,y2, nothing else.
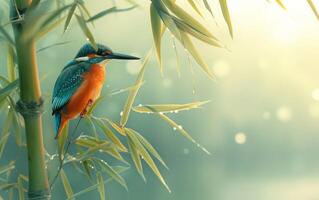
1,0,319,199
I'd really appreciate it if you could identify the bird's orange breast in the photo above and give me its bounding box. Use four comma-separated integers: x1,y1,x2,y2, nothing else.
63,64,106,119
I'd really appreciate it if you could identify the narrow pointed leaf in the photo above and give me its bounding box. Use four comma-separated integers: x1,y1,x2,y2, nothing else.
180,31,215,79
163,0,212,37
75,14,97,50
94,158,127,190
126,128,170,192
203,0,215,17
157,113,210,154
86,6,136,22
17,176,25,200
93,118,127,152
133,101,209,114
150,3,163,72
64,3,77,32
219,0,233,38
0,161,15,174
120,51,151,126
0,79,19,102
0,110,13,158
307,0,319,21
130,129,167,168
60,169,74,200
104,118,126,136
96,172,105,200
6,45,15,81
275,0,286,10
127,136,144,180
187,0,202,16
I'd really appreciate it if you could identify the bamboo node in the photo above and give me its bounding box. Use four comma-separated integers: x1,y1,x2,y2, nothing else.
16,98,44,117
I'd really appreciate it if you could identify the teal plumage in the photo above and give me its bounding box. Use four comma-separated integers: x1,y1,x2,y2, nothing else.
52,61,90,134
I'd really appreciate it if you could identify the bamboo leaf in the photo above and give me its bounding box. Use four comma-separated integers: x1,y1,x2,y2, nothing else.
17,176,25,200
60,169,74,200
0,183,16,191
0,110,13,158
157,113,210,154
36,16,67,39
180,31,215,79
66,166,129,200
104,118,126,136
37,41,71,53
64,2,77,32
120,51,152,127
94,158,127,190
150,3,164,72
96,172,105,200
58,123,69,161
307,0,319,21
187,0,202,16
203,0,215,17
82,159,94,180
174,18,222,47
75,14,97,50
133,101,209,114
156,9,181,40
6,45,15,82
219,0,233,38
87,6,137,22
0,79,18,102
0,161,15,175
92,117,127,152
126,128,170,192
275,0,286,10
162,0,212,37
129,129,167,168
126,136,145,180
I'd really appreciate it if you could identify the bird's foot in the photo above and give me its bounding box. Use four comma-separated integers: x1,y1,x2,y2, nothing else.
80,99,94,118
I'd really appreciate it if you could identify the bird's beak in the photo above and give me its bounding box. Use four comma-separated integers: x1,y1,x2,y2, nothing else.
105,52,140,60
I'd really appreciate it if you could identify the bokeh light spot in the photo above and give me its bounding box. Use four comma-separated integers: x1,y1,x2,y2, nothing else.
235,132,247,144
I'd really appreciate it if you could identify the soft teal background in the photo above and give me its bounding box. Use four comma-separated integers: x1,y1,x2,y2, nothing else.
1,0,319,199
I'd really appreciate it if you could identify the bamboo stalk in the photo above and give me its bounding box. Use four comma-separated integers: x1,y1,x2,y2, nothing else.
10,0,51,199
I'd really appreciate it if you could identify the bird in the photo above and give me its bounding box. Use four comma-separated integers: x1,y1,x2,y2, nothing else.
52,43,140,139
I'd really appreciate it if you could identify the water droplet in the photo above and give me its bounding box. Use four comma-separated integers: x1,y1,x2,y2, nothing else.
159,112,164,115
173,127,177,131
138,104,142,107
120,111,123,116
86,38,89,41
174,110,179,113
235,132,247,144
178,125,183,130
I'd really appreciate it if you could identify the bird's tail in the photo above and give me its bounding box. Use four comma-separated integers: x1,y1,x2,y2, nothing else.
54,112,68,139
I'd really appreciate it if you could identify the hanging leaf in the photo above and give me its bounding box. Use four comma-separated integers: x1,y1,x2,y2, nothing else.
66,166,129,200
219,0,233,38
126,128,170,192
0,161,15,175
6,45,15,82
103,118,126,136
94,158,127,190
36,16,67,39
37,41,71,53
163,0,213,37
0,110,13,158
120,51,151,127
307,0,319,21
17,176,25,200
60,169,74,200
57,123,69,161
129,129,167,168
0,79,19,102
126,135,145,180
64,2,77,32
133,101,209,114
96,172,105,200
180,31,215,79
157,113,210,154
75,14,97,50
86,6,137,22
92,117,127,152
275,0,286,10
150,3,164,72
203,0,215,18
187,0,203,16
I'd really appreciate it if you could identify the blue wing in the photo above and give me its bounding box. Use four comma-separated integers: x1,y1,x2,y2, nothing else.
51,61,91,114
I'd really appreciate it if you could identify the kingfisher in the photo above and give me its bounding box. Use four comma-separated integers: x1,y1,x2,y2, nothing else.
52,43,139,139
